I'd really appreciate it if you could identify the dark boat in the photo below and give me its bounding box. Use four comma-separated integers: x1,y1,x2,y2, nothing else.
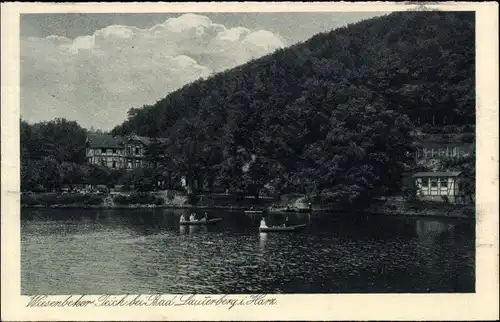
179,218,222,225
281,208,311,213
259,224,307,232
244,210,264,214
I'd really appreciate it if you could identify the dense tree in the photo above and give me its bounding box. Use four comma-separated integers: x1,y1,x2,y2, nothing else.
438,151,475,203
119,168,155,192
36,156,63,191
20,118,88,163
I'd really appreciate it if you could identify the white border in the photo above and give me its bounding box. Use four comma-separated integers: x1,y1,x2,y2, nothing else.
2,2,499,321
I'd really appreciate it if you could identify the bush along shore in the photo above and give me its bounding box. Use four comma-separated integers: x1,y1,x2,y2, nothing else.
367,198,475,219
20,191,275,210
20,191,475,219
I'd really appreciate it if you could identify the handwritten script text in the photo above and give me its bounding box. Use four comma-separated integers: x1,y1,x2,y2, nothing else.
27,294,277,310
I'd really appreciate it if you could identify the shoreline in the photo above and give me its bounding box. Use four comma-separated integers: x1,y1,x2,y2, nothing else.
20,203,475,220
20,204,251,210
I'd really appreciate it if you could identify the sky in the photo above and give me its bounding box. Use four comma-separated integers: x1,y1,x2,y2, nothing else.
20,12,387,130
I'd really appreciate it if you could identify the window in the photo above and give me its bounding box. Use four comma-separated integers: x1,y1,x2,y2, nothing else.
101,148,106,153
112,149,116,154
440,179,448,188
135,147,140,154
112,161,116,169
421,179,428,187
430,180,438,188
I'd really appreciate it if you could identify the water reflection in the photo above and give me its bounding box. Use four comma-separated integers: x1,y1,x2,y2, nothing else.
259,232,268,250
415,219,454,238
179,224,208,235
189,225,207,235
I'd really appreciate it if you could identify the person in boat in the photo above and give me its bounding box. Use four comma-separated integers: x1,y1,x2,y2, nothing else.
180,214,187,223
285,216,290,227
189,212,196,222
260,217,268,228
308,201,312,211
202,212,208,222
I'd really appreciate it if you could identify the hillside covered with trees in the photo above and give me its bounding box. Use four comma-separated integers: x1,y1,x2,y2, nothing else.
21,11,475,209
108,11,474,206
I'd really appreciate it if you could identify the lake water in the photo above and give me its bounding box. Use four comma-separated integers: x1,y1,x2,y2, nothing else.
21,208,475,294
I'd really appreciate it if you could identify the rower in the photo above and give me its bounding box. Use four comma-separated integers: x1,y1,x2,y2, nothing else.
180,214,186,223
285,216,290,227
203,212,208,221
189,213,196,221
260,217,268,228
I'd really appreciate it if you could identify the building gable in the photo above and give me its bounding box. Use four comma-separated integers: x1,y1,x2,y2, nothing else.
86,133,125,149
412,171,462,178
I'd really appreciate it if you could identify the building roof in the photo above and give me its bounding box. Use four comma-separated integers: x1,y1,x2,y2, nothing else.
87,133,168,148
127,134,168,145
86,134,125,148
412,171,462,178
137,136,151,145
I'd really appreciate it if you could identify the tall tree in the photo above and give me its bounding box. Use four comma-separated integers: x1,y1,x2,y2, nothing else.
438,151,475,203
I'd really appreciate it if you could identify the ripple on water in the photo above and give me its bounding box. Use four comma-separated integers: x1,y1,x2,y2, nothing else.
21,209,475,294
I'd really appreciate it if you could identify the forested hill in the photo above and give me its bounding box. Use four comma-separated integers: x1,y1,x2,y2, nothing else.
110,11,474,204
113,11,474,137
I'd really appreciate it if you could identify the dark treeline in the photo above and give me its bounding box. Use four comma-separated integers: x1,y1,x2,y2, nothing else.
21,118,88,164
105,12,474,206
21,118,96,191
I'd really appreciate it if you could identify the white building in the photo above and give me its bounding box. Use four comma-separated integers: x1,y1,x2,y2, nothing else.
412,171,463,203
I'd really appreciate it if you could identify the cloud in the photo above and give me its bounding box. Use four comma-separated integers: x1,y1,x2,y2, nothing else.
243,30,286,50
21,14,286,130
216,27,251,42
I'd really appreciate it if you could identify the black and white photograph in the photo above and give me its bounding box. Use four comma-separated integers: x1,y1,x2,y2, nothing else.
1,2,499,321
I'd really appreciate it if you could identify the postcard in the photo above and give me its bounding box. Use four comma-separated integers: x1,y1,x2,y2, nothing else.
1,2,498,321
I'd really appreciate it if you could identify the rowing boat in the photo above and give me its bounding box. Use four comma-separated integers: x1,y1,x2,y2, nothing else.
259,224,307,232
272,207,312,213
244,210,264,214
179,218,222,225
282,208,311,213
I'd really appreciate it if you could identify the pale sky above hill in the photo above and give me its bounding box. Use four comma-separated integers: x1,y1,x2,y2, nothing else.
20,12,387,130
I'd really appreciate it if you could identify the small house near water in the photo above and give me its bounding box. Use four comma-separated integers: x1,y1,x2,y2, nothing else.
412,171,463,203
